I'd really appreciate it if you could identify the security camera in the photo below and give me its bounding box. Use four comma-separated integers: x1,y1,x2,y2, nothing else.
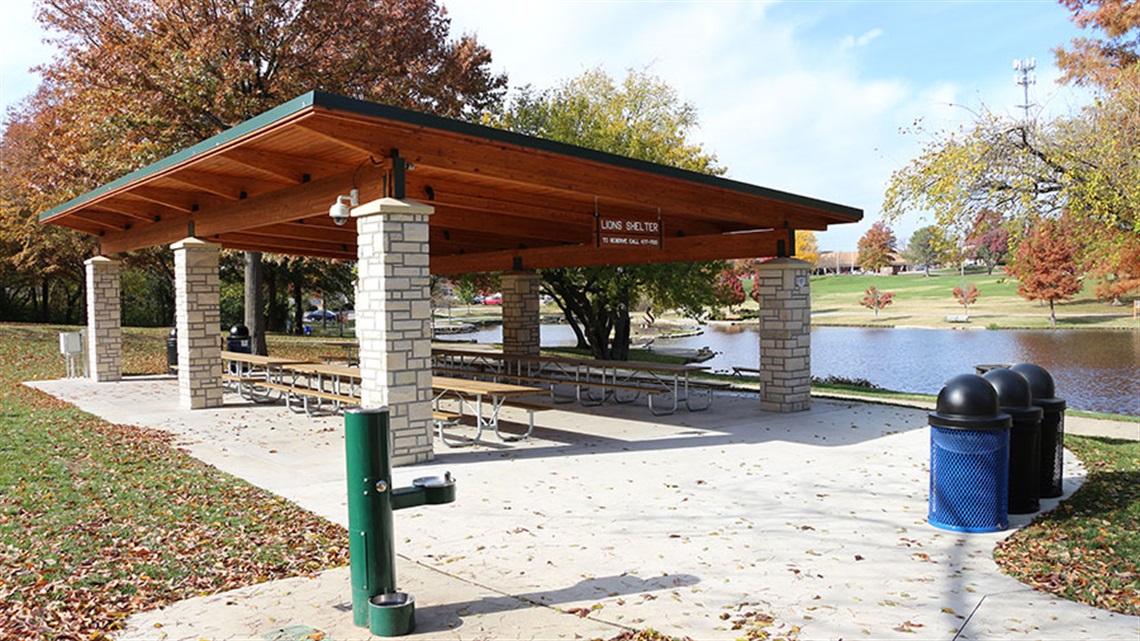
329,189,359,226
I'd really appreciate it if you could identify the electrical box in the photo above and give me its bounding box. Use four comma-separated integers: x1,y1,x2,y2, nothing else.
59,332,83,355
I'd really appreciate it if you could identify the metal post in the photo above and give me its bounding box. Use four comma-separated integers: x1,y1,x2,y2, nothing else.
344,407,397,627
344,407,454,636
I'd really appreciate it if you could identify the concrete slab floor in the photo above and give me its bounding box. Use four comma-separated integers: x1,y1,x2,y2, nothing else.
25,376,1140,640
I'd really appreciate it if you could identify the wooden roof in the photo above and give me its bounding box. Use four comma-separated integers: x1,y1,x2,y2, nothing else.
40,91,862,273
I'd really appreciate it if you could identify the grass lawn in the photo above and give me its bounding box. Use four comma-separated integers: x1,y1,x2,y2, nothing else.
0,322,1136,638
995,436,1140,615
806,269,1138,330
0,324,348,640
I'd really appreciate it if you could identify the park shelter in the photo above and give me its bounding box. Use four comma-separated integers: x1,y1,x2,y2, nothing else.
40,91,862,464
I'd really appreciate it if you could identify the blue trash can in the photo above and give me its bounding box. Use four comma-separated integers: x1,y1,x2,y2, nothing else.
928,374,1012,533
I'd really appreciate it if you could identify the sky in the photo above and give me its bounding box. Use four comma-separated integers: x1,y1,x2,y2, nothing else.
1,0,1094,251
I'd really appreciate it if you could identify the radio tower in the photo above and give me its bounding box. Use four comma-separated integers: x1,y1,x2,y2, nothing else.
1013,58,1036,122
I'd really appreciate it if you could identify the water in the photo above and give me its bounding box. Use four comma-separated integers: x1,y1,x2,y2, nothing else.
443,323,1139,416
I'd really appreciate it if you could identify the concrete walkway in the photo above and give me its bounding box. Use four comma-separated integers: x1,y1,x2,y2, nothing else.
27,376,1140,641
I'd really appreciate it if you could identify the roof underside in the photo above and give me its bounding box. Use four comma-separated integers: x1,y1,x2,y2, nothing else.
41,92,862,273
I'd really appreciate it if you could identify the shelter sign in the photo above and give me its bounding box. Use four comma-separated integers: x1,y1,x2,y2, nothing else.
596,213,663,249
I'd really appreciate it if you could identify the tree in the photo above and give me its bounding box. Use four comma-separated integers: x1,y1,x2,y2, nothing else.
857,222,897,273
714,270,746,311
489,67,726,360
3,0,506,326
1007,219,1084,326
1054,0,1140,87
884,3,1138,277
965,210,1011,275
952,284,980,319
795,231,820,269
1089,228,1140,304
859,286,895,317
903,225,947,276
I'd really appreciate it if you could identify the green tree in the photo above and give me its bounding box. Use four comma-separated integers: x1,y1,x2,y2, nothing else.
903,225,947,276
1007,219,1084,326
489,67,726,359
857,221,897,273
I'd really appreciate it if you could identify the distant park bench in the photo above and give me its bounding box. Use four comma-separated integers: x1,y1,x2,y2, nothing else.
946,314,970,323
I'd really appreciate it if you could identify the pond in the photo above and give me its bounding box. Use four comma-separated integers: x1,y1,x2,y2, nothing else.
446,323,1139,416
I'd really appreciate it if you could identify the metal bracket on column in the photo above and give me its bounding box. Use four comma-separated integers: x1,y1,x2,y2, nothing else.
390,150,406,200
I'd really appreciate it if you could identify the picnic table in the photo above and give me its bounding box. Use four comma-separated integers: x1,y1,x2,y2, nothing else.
220,353,548,444
221,350,311,403
432,347,721,415
431,375,549,446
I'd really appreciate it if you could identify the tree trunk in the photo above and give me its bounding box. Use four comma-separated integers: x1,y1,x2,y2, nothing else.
244,251,268,355
39,279,51,323
1048,299,1057,326
292,272,305,335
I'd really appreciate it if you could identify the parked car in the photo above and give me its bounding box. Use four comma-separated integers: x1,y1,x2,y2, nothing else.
305,309,338,322
482,293,502,305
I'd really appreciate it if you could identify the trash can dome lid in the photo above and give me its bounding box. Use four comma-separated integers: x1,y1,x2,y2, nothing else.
930,374,1011,429
1010,362,1060,402
983,368,1035,410
229,324,250,337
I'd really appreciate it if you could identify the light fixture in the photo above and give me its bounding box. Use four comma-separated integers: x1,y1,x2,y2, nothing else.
329,189,359,226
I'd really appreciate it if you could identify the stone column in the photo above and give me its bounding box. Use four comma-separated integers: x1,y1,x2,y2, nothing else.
755,258,812,412
173,237,223,410
500,271,542,358
354,198,435,466
85,256,122,382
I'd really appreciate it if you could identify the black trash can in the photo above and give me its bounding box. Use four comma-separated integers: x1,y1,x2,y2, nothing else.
226,324,252,353
1011,363,1066,498
928,374,1012,533
983,368,1044,514
166,327,178,375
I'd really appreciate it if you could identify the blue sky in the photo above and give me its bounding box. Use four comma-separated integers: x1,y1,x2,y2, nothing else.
1,0,1093,251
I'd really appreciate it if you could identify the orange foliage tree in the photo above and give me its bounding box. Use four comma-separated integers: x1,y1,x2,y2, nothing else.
952,283,980,319
1007,220,1084,325
860,286,895,317
857,222,897,273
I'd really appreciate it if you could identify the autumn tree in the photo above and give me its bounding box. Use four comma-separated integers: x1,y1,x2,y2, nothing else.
489,67,726,360
1007,219,1084,326
965,210,1011,275
714,270,747,311
903,225,947,276
2,0,506,327
859,286,895,318
1054,0,1140,87
952,283,980,319
795,231,820,269
857,222,897,273
884,3,1138,284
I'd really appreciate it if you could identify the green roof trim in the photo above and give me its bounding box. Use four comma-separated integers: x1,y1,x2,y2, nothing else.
41,90,862,223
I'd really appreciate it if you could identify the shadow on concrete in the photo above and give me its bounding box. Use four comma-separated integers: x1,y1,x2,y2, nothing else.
411,571,700,634
426,398,930,467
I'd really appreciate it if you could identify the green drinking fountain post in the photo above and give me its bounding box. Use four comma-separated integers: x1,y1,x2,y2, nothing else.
344,407,456,636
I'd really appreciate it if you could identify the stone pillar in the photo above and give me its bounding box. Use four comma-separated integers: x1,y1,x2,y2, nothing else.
501,271,542,357
85,256,122,382
173,238,223,410
755,258,812,412
354,198,435,466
